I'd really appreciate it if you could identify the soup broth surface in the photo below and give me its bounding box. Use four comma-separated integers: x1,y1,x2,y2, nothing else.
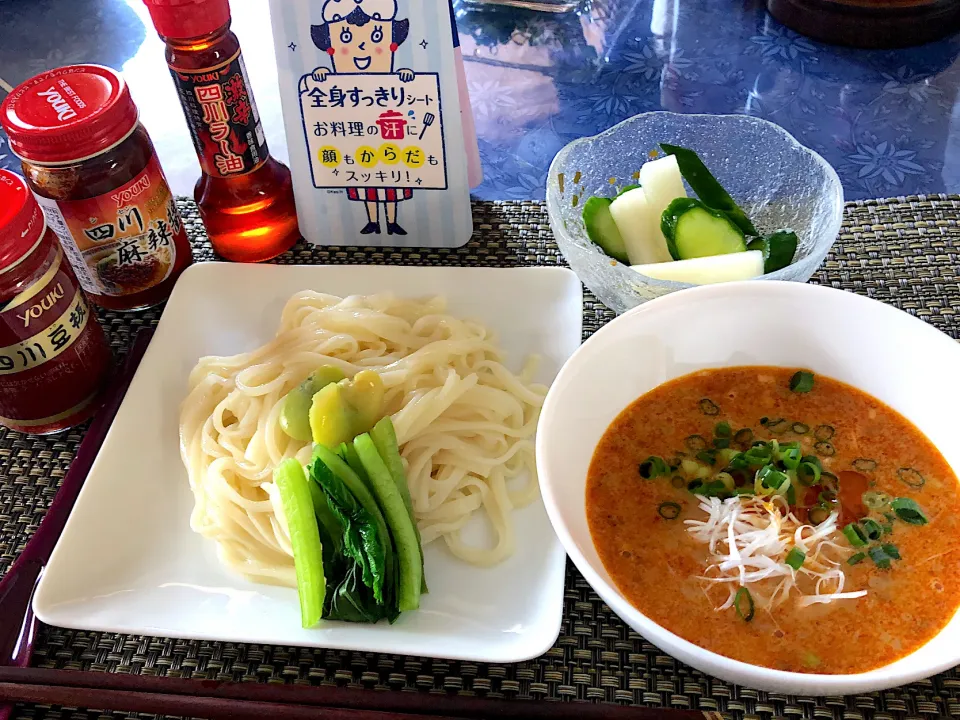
586,366,960,673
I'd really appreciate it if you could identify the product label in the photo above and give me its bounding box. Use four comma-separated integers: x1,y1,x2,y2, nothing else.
0,248,91,376
170,51,268,177
34,154,186,297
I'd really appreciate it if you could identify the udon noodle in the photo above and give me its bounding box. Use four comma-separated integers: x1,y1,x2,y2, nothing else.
179,292,546,586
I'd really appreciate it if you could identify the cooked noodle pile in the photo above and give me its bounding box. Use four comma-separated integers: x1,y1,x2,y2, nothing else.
179,292,546,586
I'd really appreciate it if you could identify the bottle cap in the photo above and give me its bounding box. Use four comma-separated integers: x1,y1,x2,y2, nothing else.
0,64,139,165
142,0,231,40
0,169,47,272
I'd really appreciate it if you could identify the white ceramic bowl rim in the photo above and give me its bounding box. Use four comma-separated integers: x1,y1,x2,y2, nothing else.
536,280,960,693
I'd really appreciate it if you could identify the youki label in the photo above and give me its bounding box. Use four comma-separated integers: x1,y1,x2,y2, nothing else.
270,0,473,247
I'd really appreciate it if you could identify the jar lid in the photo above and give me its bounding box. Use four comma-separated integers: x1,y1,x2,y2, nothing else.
0,170,47,273
0,64,139,165
142,0,231,40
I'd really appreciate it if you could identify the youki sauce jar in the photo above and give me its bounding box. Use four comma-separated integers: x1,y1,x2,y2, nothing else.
0,169,113,434
0,64,193,311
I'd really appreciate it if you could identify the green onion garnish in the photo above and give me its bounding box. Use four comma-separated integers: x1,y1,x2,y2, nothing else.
715,421,731,438
780,446,802,470
728,453,750,471
853,458,877,473
808,506,831,525
789,371,815,393
734,428,754,446
862,491,891,511
814,424,835,441
786,484,797,506
712,437,731,450
687,479,704,492
890,497,929,525
882,543,901,560
860,518,884,541
820,471,839,493
696,450,717,466
842,523,867,547
797,458,821,485
685,435,707,452
699,398,720,416
848,552,866,566
897,467,925,489
657,501,681,520
671,475,686,489
733,486,756,496
869,544,899,569
638,456,670,480
767,418,790,435
785,547,806,570
791,422,809,435
818,489,838,505
814,441,836,457
734,587,754,622
758,464,787,490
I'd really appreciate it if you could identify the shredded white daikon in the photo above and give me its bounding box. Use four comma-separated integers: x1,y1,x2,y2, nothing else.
685,495,867,612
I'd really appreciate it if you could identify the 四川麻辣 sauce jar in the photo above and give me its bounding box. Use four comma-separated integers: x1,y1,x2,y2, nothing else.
0,169,113,434
0,64,193,311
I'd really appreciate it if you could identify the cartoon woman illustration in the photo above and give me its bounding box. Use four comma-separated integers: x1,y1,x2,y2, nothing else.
308,0,414,236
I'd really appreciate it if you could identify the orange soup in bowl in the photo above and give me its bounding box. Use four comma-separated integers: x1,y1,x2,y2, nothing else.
586,366,960,674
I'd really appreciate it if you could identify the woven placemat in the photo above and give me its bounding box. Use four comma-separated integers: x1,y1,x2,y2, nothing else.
2,197,960,720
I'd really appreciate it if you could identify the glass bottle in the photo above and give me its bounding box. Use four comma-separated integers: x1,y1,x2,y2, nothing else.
143,0,300,262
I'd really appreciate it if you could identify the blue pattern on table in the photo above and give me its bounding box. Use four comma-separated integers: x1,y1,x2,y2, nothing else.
0,0,958,202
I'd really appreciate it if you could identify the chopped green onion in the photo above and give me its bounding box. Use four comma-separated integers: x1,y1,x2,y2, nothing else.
843,523,867,547
881,543,901,560
797,458,822,485
790,371,815,393
780,446,802,470
862,491,891,511
820,471,839,493
848,552,866,565
717,448,739,465
785,547,806,570
757,464,787,490
733,486,756,496
743,445,772,467
869,544,898,569
715,421,732,438
734,428,754,446
685,435,708,452
860,518,883,541
658,501,682,520
687,479,704,492
897,467,925,489
728,453,750,471
759,416,769,426
671,475,686,489
891,497,929,525
668,454,685,470
767,418,790,435
734,587,754,622
699,398,720,416
712,437,731,449
853,458,877,473
638,456,670,480
791,422,810,435
808,506,831,525
814,424,835,441
814,441,836,457
696,450,717,466
786,484,797,506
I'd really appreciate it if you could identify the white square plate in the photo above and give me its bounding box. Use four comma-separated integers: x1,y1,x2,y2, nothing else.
34,263,582,662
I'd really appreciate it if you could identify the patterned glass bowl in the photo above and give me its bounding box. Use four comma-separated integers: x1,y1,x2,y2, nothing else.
545,112,845,314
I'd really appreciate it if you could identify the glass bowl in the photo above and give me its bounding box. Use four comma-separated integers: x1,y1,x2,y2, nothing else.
545,112,845,314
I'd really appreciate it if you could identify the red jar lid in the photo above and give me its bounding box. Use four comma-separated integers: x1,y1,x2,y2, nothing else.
142,0,231,40
0,64,139,165
0,169,47,273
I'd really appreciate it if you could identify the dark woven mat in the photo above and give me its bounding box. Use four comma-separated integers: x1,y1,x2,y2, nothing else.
2,197,960,720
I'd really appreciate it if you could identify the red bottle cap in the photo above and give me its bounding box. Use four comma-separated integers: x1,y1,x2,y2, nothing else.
142,0,231,40
0,169,47,272
0,65,139,165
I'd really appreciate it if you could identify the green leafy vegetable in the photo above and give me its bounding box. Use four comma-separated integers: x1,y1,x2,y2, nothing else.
275,458,325,628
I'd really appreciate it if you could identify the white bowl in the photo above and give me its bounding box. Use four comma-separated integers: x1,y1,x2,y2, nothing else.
536,280,960,694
